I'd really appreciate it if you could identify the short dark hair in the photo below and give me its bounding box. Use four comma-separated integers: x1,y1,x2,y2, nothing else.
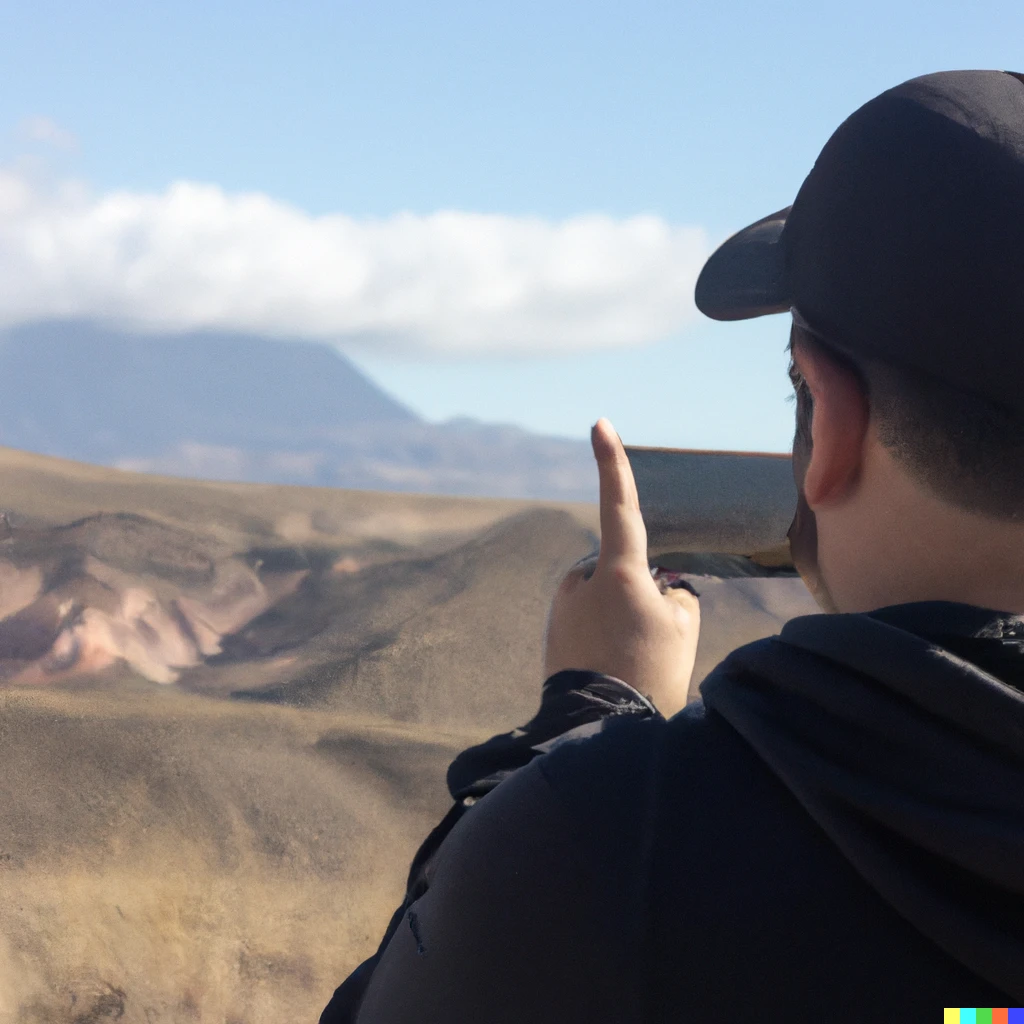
787,323,1024,522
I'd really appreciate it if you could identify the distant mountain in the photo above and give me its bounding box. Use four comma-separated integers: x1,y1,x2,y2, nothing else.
0,321,418,457
0,322,598,501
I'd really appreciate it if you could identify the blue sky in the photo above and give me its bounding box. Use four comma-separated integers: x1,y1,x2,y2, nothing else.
1,0,1022,453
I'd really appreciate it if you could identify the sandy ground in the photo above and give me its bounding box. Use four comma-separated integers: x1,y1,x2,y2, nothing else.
0,687,480,1021
0,448,817,1021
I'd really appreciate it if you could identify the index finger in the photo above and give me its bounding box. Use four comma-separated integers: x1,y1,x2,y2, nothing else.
591,418,649,569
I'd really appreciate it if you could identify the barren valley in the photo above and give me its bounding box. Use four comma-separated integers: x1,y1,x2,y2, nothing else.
0,446,816,1022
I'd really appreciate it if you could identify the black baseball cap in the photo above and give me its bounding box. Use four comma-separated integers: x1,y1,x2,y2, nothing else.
695,70,1024,417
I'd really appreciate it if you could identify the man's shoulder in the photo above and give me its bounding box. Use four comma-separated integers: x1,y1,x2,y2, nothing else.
537,697,718,786
536,673,769,795
533,685,784,857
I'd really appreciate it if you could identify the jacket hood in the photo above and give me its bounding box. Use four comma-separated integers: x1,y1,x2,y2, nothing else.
701,600,1024,1001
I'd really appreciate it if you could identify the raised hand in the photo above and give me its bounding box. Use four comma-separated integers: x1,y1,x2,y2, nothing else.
542,418,701,717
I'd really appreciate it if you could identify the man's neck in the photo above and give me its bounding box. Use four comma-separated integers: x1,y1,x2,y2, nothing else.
818,469,1024,616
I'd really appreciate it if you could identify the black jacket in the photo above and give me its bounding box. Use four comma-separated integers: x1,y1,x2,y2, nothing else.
320,600,1024,1022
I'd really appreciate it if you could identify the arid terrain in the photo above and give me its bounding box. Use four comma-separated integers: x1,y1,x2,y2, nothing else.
0,446,817,1022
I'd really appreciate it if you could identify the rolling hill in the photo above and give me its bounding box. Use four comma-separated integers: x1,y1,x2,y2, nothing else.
0,447,816,1021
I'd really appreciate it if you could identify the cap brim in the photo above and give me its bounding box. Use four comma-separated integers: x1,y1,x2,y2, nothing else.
694,206,793,321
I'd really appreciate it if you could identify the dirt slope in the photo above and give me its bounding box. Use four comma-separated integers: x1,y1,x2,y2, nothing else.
0,688,477,1022
0,447,816,1022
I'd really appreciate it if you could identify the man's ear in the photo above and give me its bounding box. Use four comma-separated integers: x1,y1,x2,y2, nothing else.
795,341,870,509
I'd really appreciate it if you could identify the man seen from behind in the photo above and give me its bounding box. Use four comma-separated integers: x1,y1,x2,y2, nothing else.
320,69,1024,1022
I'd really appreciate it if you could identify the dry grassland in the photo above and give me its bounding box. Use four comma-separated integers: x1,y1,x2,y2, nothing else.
0,448,816,1020
0,687,484,1021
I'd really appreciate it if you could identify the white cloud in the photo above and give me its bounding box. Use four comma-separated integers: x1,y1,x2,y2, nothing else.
0,167,710,356
17,117,79,152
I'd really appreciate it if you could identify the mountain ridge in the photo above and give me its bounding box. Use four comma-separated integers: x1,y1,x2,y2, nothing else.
0,321,598,501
